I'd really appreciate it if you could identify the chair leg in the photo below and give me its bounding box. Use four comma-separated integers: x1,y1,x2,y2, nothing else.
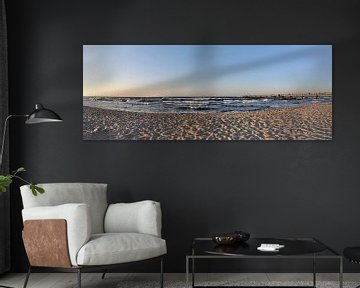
160,257,164,288
23,266,31,288
77,269,81,288
101,270,107,279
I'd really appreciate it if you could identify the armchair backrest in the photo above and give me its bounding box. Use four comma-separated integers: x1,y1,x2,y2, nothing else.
20,183,108,234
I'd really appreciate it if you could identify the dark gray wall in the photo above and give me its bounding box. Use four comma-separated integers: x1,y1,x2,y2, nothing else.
5,0,360,273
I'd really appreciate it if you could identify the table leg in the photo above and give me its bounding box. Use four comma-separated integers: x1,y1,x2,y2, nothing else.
339,257,343,288
186,257,189,288
313,254,316,287
192,257,195,288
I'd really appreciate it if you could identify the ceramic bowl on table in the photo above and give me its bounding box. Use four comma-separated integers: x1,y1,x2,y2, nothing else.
212,231,250,245
212,233,238,245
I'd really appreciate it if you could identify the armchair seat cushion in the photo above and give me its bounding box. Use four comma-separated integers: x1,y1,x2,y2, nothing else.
76,233,167,266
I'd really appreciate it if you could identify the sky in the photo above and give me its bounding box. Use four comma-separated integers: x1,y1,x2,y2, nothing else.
83,45,332,97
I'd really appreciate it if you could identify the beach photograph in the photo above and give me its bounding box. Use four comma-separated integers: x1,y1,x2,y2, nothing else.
83,45,332,140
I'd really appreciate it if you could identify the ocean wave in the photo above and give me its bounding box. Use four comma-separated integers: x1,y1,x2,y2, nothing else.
83,96,332,114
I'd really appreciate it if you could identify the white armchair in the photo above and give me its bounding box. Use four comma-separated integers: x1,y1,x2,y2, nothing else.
20,183,166,288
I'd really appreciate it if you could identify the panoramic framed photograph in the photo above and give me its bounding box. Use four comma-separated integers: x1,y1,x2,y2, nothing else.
83,45,332,140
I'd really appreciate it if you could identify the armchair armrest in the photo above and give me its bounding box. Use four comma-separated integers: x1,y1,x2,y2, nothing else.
104,200,162,237
22,203,91,266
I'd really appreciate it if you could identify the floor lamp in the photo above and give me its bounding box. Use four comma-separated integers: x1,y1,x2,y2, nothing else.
0,103,62,288
0,104,63,167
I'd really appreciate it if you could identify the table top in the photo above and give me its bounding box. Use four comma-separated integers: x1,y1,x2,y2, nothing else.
189,237,340,258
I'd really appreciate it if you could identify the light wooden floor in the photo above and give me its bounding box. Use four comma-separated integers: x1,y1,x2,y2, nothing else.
0,273,359,288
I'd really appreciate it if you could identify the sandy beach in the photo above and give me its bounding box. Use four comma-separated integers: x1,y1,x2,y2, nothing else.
83,103,332,140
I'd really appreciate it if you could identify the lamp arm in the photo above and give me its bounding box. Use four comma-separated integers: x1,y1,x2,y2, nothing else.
0,114,28,169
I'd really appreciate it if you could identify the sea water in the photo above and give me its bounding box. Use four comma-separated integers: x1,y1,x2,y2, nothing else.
83,96,332,114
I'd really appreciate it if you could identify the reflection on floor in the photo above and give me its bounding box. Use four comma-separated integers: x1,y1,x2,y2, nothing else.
0,273,358,288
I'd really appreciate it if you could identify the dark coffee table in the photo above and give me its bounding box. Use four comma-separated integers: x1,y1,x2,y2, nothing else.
186,237,342,288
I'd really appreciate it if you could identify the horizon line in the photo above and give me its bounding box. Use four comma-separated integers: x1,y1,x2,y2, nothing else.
83,92,332,98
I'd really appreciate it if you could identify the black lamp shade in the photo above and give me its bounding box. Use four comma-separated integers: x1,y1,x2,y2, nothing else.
25,104,63,124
